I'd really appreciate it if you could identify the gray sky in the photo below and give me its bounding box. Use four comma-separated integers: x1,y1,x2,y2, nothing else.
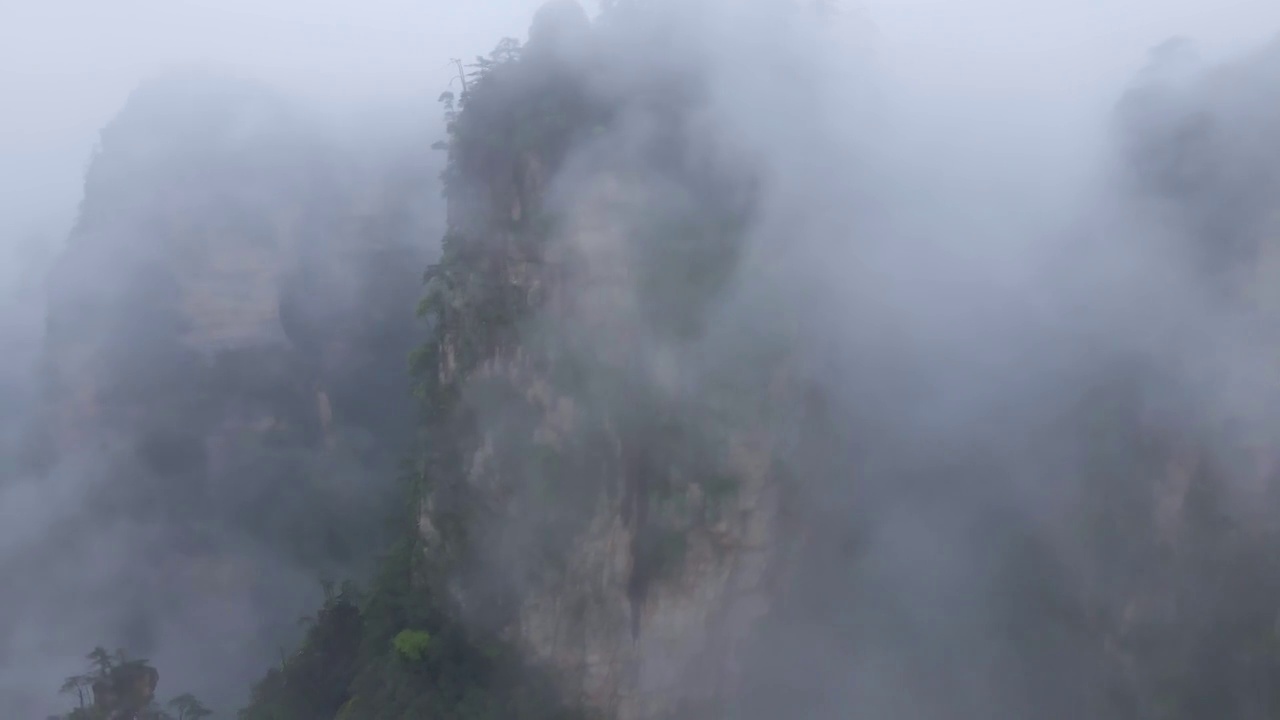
1,0,1278,263
863,0,1280,110
0,0,545,247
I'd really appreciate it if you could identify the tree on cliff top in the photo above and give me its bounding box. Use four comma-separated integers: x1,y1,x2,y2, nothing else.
51,646,210,720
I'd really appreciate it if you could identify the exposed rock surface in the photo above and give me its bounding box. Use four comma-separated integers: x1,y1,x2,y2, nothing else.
415,14,1280,720
418,9,781,716
8,71,442,715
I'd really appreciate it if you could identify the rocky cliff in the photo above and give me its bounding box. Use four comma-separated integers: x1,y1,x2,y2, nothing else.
12,71,442,716
1089,37,1280,717
44,72,426,444
413,7,779,717
230,7,1280,720
413,15,1280,720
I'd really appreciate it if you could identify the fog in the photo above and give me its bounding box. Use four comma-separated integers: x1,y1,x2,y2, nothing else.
4,0,1277,245
4,0,1280,717
445,1,1280,718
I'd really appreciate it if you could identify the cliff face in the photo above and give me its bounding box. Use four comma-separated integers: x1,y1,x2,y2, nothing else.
412,6,794,719
193,8,1280,720
13,71,442,714
414,15,1280,720
446,175,781,718
48,73,330,441
1091,37,1280,717
481,182,778,718
44,70,435,457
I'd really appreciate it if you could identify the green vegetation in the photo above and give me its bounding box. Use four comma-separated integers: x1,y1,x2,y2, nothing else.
237,498,578,720
391,630,432,662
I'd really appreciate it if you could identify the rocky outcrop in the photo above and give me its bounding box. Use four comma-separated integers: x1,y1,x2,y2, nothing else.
512,433,780,719
15,71,442,713
90,661,160,720
42,70,438,447
416,7,780,717
411,13,1280,720
1089,36,1280,717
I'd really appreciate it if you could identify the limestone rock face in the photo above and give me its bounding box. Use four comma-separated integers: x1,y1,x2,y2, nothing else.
1088,37,1280,715
424,34,777,713
42,71,434,450
422,15,1280,720
44,74,316,444
499,174,774,719
512,435,780,720
17,71,440,711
